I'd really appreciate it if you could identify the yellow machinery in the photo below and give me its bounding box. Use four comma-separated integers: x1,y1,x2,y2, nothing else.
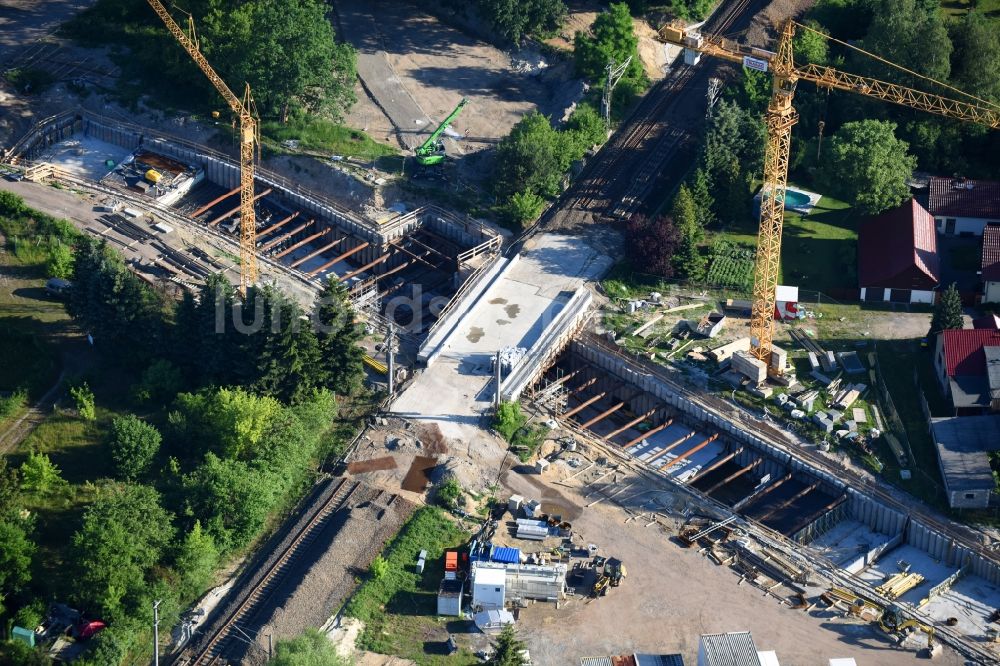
591,557,627,597
877,603,937,656
656,21,1000,368
146,0,258,295
825,587,937,656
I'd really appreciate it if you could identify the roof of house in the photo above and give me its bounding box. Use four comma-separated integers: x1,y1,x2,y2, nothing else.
984,225,1000,282
972,314,1000,330
987,346,1000,398
931,416,1000,491
949,376,991,409
929,176,1000,220
700,632,761,666
941,329,1000,376
581,656,685,666
858,199,940,290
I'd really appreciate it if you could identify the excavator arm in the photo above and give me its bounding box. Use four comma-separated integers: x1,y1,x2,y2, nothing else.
416,98,469,164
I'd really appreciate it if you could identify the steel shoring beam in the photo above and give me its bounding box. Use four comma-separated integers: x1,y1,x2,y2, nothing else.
622,418,674,449
567,376,598,396
655,433,719,469
702,458,762,496
688,447,744,485
642,428,696,462
755,482,820,522
412,228,459,256
560,392,607,420
660,434,721,471
374,253,423,281
534,368,581,394
402,233,454,264
259,222,310,253
309,242,370,276
273,230,328,260
785,494,847,536
256,211,299,240
338,253,391,282
190,186,240,218
732,472,793,512
393,242,442,270
604,408,658,441
579,401,625,430
289,238,344,269
206,187,273,226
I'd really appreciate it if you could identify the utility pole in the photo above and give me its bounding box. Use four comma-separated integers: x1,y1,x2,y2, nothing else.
386,322,396,396
152,599,161,666
602,56,633,125
816,120,826,160
707,77,723,116
494,350,502,408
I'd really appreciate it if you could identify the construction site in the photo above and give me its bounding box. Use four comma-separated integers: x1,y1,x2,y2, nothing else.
4,0,1000,663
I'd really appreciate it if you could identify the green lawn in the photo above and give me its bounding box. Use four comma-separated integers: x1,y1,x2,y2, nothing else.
779,195,857,292
261,117,399,162
343,507,477,665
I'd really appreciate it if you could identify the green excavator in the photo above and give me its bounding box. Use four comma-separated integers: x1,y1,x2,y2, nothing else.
415,99,468,166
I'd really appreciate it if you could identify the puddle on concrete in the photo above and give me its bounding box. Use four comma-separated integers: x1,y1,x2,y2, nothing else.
504,304,520,319
489,297,508,305
496,319,510,326
467,326,484,343
401,455,438,492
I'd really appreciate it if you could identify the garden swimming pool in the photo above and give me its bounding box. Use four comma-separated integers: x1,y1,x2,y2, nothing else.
781,190,811,208
755,185,821,214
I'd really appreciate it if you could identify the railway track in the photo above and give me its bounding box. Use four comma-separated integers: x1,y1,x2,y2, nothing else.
543,0,757,229
177,478,362,665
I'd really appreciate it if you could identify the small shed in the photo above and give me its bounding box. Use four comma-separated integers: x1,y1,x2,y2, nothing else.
437,579,464,616
471,563,507,610
774,285,799,320
490,545,521,564
473,608,515,634
535,458,550,474
11,626,35,648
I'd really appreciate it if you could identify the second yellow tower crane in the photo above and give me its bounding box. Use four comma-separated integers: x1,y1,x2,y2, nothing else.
657,20,1000,370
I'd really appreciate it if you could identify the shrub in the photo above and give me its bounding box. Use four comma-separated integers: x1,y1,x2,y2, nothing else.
0,389,27,421
435,478,462,509
493,401,526,440
108,414,162,480
20,451,67,493
502,191,546,228
370,555,389,581
69,382,96,421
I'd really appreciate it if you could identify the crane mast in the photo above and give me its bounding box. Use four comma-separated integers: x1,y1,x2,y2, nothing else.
146,0,258,294
657,20,1000,368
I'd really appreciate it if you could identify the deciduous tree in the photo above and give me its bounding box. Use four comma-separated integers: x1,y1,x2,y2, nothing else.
816,120,916,214
493,111,566,198
574,3,646,88
108,414,162,481
624,214,682,278
272,628,349,666
476,0,567,44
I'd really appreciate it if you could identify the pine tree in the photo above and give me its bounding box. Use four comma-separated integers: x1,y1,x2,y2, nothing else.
671,184,703,242
314,279,366,396
673,232,707,282
488,624,528,666
929,282,963,336
256,293,322,404
689,167,715,229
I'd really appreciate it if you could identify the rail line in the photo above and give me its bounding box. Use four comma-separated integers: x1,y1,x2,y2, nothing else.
544,0,756,228
178,478,363,665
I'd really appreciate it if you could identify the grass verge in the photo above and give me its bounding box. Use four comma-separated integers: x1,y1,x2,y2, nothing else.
342,506,475,665
261,117,399,161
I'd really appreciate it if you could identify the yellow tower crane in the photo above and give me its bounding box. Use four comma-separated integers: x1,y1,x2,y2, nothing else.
146,0,258,294
657,20,1000,368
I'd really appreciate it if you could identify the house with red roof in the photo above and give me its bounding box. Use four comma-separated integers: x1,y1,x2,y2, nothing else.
934,328,1000,415
858,199,940,305
929,176,1000,236
983,224,1000,303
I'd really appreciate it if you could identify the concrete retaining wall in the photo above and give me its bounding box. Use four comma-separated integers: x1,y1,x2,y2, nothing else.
500,289,592,402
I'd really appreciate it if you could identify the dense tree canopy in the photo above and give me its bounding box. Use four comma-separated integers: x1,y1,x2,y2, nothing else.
624,214,682,278
859,0,952,83
699,100,765,224
476,0,566,44
71,484,175,620
65,0,356,119
574,3,646,89
816,120,916,214
494,111,568,199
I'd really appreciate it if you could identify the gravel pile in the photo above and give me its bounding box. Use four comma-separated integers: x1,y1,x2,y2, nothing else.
236,484,417,665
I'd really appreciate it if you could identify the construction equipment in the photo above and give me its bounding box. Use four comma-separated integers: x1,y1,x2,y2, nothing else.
824,587,938,656
146,0,259,294
591,557,627,596
656,21,1000,369
415,99,468,166
875,571,926,600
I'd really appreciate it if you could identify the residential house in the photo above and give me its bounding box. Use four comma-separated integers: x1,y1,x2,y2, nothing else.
983,224,1000,303
934,329,1000,415
858,199,940,304
929,176,1000,236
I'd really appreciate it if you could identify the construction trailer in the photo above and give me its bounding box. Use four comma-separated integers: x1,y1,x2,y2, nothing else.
437,579,463,616
471,562,507,611
504,563,568,604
